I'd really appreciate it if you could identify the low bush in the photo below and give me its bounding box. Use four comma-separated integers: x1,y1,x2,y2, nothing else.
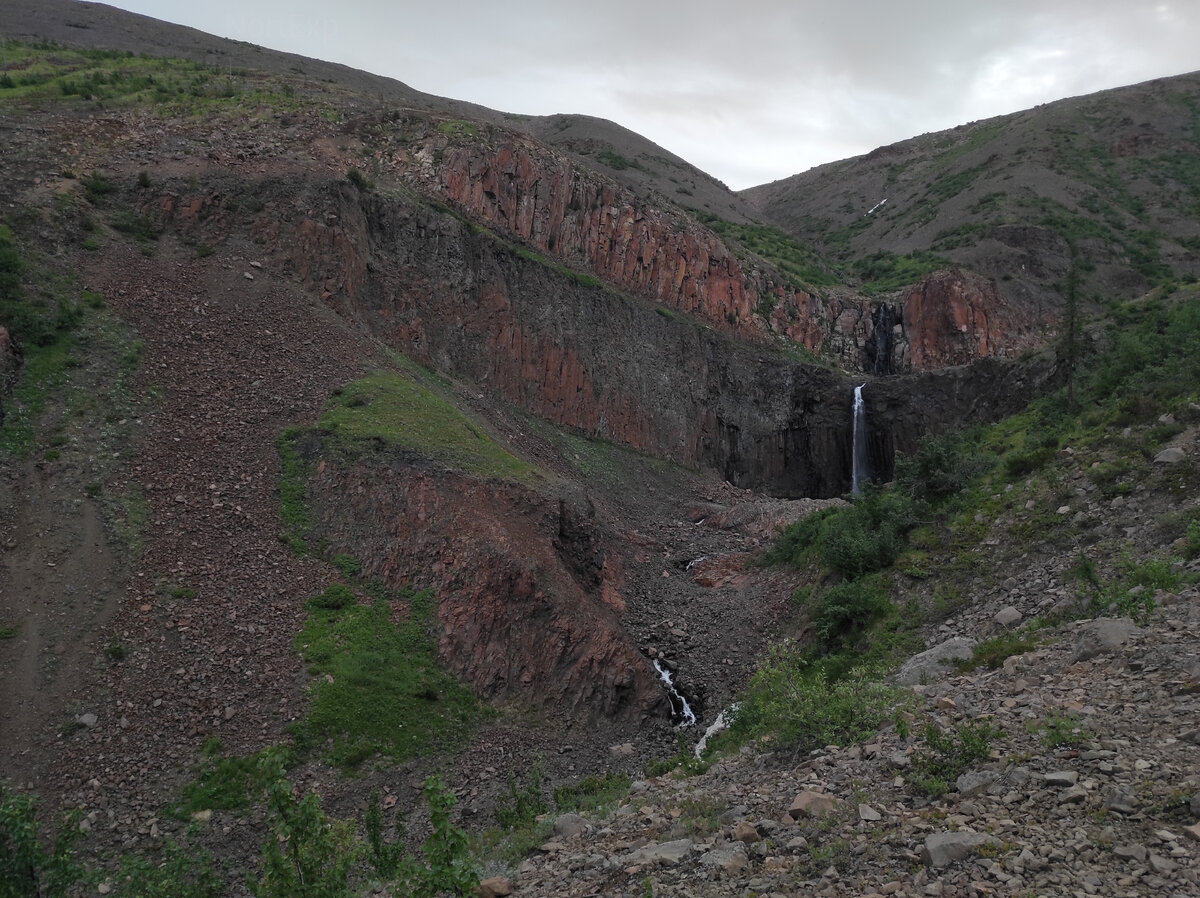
553,771,629,813
492,764,547,830
810,574,890,653
895,428,993,505
725,645,906,754
908,720,998,798
0,785,82,898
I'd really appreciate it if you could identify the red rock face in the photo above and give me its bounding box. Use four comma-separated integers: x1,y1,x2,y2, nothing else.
426,134,827,346
304,453,666,721
901,270,1043,370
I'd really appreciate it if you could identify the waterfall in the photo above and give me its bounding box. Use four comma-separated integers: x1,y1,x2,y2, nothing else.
851,384,868,494
652,659,696,727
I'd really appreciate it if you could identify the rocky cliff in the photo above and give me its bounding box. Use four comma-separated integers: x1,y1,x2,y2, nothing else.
154,172,1060,499
299,445,666,721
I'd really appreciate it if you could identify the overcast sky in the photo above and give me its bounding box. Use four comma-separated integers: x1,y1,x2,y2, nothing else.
103,1,1198,190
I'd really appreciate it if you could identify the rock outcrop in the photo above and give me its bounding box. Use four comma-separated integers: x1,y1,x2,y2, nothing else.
300,446,667,721
901,269,1046,371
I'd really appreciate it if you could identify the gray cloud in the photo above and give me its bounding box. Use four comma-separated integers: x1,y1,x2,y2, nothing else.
106,1,1199,188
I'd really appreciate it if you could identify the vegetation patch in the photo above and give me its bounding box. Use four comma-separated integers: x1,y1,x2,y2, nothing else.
850,250,947,295
511,243,602,288
316,369,536,483
908,720,998,798
170,738,283,818
695,214,838,288
958,631,1038,672
553,771,630,814
720,645,909,756
292,585,480,769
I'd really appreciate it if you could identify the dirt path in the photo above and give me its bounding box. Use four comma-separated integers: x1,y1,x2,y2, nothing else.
0,429,124,791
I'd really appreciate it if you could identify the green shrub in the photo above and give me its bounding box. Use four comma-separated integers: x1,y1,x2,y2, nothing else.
763,507,836,567
958,632,1037,672
307,583,355,610
364,790,406,881
810,574,890,652
114,840,222,898
908,720,998,798
171,743,284,818
82,170,115,202
492,764,547,830
345,168,373,192
895,428,992,505
553,771,629,813
816,488,915,579
407,777,479,897
1003,445,1058,478
1186,519,1200,559
330,554,361,578
0,786,82,898
727,645,906,753
249,752,357,898
1026,712,1087,748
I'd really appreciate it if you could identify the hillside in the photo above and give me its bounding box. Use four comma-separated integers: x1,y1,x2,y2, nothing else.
742,73,1200,324
0,3,1198,898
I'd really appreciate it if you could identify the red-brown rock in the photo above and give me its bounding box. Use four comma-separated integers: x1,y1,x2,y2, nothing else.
902,269,1043,370
304,453,666,720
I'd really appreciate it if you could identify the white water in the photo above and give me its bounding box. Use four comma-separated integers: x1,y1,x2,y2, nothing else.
694,703,739,757
851,383,868,494
652,659,696,727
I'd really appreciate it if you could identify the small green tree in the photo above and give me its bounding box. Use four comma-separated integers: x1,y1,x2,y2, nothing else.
248,753,357,898
404,777,479,898
0,786,82,898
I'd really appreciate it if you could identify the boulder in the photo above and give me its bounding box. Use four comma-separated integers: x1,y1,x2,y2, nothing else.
1073,618,1140,661
624,838,693,867
477,877,513,898
1153,447,1186,464
895,637,977,686
921,832,1001,868
787,790,839,819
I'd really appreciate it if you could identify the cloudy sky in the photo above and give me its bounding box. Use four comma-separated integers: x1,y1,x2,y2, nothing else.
103,1,1197,190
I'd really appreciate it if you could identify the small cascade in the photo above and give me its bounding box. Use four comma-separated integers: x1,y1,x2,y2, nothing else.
851,383,868,494
694,703,739,757
652,659,696,728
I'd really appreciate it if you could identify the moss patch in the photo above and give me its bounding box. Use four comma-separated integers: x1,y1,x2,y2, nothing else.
292,586,481,770
316,369,536,484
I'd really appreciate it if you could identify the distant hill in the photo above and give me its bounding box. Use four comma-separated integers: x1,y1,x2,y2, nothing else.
741,72,1200,316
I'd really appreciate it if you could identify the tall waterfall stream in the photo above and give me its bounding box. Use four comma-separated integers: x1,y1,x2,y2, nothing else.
851,383,868,493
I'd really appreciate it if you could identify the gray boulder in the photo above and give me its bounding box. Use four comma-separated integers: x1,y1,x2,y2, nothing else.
896,637,977,686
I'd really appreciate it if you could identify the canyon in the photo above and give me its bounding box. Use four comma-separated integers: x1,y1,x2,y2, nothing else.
0,3,1198,895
